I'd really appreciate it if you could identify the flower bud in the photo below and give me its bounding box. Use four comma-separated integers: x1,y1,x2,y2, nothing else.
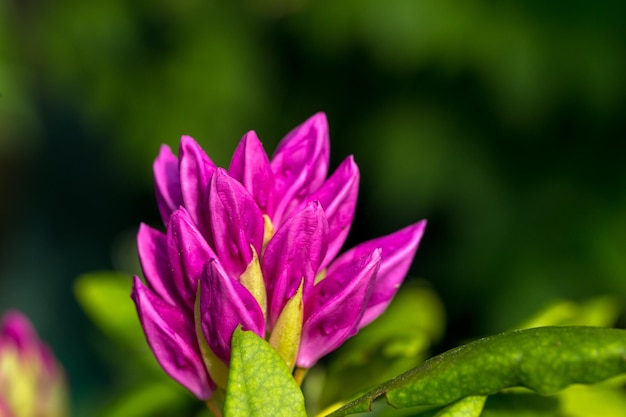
0,310,68,417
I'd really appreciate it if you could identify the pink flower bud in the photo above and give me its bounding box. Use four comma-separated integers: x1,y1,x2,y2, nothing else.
0,310,69,417
132,113,426,399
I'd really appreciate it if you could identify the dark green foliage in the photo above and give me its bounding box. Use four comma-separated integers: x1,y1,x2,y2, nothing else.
329,327,626,416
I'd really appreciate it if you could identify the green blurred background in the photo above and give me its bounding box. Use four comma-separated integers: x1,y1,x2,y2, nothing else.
1,0,626,415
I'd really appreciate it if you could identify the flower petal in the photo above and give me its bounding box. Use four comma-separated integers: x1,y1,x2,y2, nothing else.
301,155,359,269
209,168,265,278
131,277,213,400
262,201,328,328
228,131,275,215
167,208,217,308
0,397,11,417
199,260,265,363
178,135,216,239
331,221,427,329
137,223,178,306
298,248,381,368
270,113,330,225
0,310,38,352
153,145,183,225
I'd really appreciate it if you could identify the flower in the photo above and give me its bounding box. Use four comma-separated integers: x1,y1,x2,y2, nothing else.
0,310,68,417
132,113,426,400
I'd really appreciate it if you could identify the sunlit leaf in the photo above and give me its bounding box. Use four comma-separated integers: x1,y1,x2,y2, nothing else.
434,396,486,417
558,375,626,417
74,271,141,346
224,327,306,417
327,327,626,416
97,380,191,417
515,296,620,329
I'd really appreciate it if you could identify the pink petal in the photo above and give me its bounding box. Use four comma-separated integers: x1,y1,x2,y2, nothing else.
131,277,213,400
0,311,58,377
178,136,216,240
167,208,217,308
262,201,329,328
199,260,265,363
330,221,427,329
0,396,12,417
300,155,359,269
36,343,58,376
208,169,265,279
228,131,275,215
153,145,183,225
298,248,381,368
0,310,38,352
270,113,330,225
137,223,178,306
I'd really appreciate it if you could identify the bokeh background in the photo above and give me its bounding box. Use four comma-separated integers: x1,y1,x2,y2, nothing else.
1,0,626,415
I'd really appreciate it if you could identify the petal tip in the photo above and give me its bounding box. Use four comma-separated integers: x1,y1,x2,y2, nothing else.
157,144,176,158
310,111,328,124
241,130,260,142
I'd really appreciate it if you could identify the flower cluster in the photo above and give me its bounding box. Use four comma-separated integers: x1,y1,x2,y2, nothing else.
132,113,426,400
0,310,68,417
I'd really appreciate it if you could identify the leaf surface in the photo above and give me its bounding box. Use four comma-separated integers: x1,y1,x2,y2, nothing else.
74,271,142,345
327,327,626,416
224,327,306,417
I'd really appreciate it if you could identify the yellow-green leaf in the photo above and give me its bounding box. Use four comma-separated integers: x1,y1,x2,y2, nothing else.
224,327,306,417
328,327,626,416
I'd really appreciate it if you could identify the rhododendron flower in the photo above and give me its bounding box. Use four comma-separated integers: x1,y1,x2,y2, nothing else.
132,113,426,400
0,310,68,417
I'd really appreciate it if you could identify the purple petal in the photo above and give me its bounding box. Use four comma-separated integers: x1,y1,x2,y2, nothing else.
209,168,265,279
262,201,328,328
0,397,11,417
270,113,330,225
167,208,217,308
137,223,178,306
0,311,59,378
298,248,382,368
0,310,38,352
178,136,216,239
300,155,359,269
131,277,213,400
37,343,58,376
330,221,427,329
228,131,275,215
153,145,183,225
199,260,265,363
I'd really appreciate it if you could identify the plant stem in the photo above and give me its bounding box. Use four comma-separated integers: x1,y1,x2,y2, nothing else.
294,367,308,386
206,398,222,417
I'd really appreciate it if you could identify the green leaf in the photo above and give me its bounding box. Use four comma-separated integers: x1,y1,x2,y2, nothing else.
317,283,444,409
434,396,486,417
224,327,306,417
75,271,170,377
515,296,620,329
327,326,626,416
557,374,626,417
480,391,559,417
74,271,142,346
96,380,191,417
